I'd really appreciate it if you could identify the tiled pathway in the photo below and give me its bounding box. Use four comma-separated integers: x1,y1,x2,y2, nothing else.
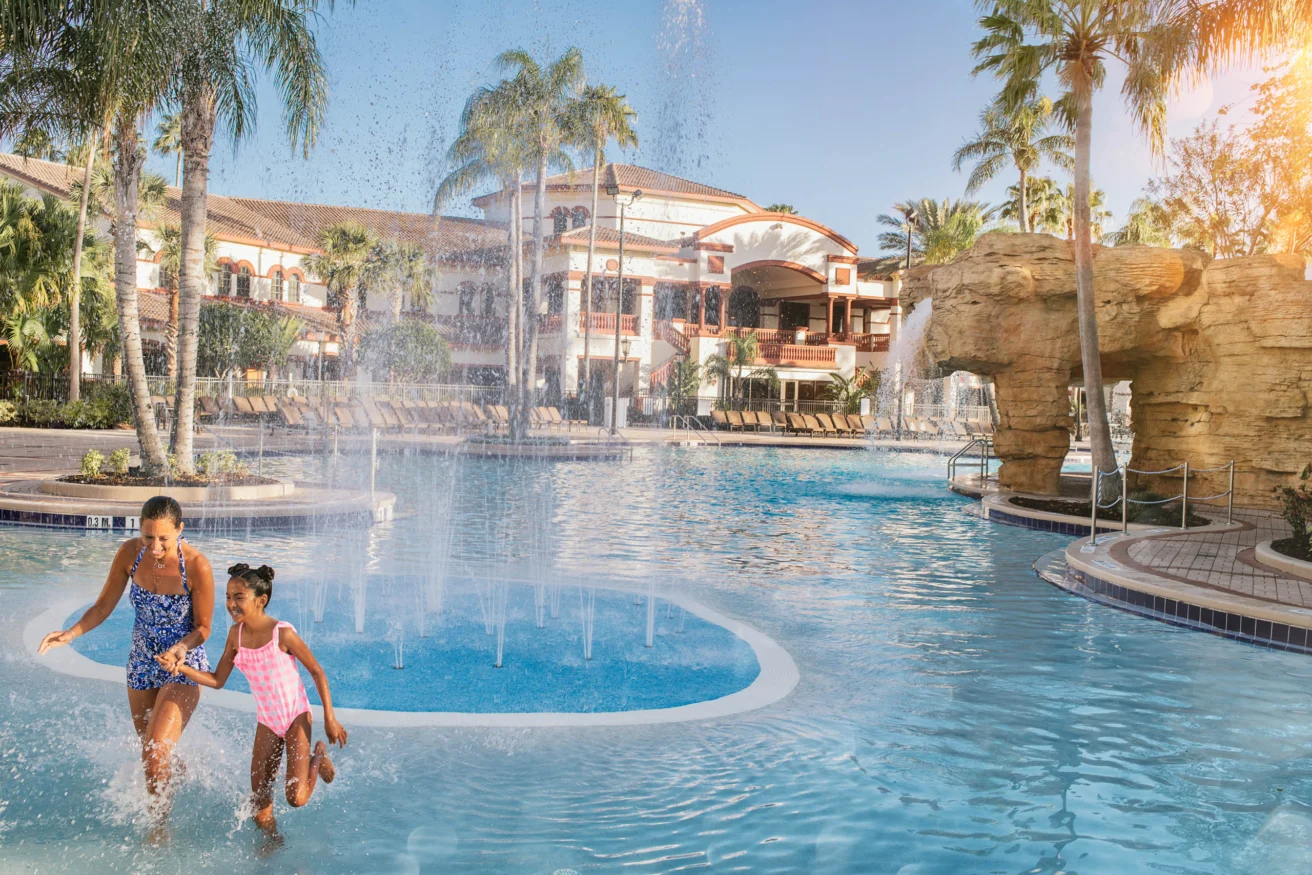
1120,510,1312,607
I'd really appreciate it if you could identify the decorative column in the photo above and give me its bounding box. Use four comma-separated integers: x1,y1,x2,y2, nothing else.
826,296,835,337
717,287,727,331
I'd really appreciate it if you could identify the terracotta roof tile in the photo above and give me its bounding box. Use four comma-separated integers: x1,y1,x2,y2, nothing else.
0,153,503,258
474,163,756,206
555,225,679,250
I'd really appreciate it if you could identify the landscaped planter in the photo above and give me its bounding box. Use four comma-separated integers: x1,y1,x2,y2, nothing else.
40,478,295,503
1255,539,1312,581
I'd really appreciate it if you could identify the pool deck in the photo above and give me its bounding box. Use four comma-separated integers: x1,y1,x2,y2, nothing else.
0,424,973,472
957,470,1312,651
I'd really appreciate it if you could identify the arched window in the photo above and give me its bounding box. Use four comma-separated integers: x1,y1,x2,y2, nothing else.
287,273,301,304
236,265,252,298
481,284,495,317
270,269,284,302
219,262,233,296
571,206,588,229
552,208,569,235
727,286,761,328
458,282,477,316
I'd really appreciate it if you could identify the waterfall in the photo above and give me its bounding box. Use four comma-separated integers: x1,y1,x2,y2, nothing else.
876,298,933,422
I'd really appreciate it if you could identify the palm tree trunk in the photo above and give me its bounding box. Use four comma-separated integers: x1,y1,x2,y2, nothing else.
67,138,96,402
504,180,519,428
1017,166,1029,233
342,287,357,376
1072,95,1116,487
171,93,216,474
165,285,178,379
112,118,168,475
582,150,600,401
522,151,548,437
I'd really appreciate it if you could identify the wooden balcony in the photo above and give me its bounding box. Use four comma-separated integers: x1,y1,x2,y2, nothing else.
579,312,638,335
755,343,838,368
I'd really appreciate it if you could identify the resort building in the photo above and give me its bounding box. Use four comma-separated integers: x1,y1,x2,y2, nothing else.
0,153,899,406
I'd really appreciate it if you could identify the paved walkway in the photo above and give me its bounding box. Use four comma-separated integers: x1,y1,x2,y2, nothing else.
1118,510,1312,606
0,425,973,476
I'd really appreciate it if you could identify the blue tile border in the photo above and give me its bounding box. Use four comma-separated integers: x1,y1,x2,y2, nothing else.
1050,564,1312,656
0,506,379,532
988,507,1118,537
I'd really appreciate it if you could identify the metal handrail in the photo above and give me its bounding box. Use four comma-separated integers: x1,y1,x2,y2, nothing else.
671,413,721,446
1089,459,1235,545
946,438,992,486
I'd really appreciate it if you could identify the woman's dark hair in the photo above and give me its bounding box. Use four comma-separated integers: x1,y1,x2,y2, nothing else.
141,495,183,527
228,563,275,602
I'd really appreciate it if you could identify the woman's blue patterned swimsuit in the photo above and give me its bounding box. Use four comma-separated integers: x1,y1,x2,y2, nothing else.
126,540,210,691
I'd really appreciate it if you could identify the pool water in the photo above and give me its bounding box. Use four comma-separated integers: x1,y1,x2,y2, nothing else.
3,446,1312,873
67,575,762,714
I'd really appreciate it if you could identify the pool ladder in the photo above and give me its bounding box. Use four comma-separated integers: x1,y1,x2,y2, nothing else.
947,438,993,488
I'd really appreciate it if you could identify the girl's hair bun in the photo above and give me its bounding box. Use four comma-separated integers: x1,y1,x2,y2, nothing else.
227,562,275,602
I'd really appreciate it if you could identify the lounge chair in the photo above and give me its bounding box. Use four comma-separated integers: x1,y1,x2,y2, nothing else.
332,406,357,429
196,395,220,421
711,410,730,430
832,414,856,437
803,414,828,436
278,402,304,429
814,413,840,436
230,396,255,416
725,410,746,431
786,413,811,436
752,411,773,431
771,411,788,432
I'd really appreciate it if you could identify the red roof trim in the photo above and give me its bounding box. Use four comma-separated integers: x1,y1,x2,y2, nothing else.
695,213,859,254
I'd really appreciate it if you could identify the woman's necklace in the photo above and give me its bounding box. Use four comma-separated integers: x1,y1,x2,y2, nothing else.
152,550,168,590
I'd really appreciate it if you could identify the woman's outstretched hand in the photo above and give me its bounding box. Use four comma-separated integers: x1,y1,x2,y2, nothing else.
324,715,348,748
37,630,74,655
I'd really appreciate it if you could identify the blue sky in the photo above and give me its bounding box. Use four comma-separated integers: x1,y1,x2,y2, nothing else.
156,0,1267,254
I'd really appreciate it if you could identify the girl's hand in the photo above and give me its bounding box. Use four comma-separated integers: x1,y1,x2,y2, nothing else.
154,653,182,675
324,716,348,748
37,629,74,655
157,643,188,672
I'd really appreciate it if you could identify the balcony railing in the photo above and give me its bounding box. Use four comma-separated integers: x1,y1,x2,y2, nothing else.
755,343,838,367
805,332,891,352
579,312,638,335
434,315,506,346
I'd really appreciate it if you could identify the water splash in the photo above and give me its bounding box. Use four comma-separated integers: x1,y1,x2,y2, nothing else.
651,0,716,176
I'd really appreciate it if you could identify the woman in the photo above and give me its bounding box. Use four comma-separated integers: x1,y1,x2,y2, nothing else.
38,495,214,809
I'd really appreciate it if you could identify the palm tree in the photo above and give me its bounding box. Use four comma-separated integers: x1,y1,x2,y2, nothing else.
496,47,584,434
170,0,331,473
972,0,1185,482
1104,196,1172,246
1041,183,1112,241
1001,173,1063,233
952,97,1073,232
153,223,217,378
704,331,779,407
825,368,881,414
153,111,181,187
437,80,531,434
563,83,637,398
302,222,375,377
876,198,996,265
362,240,429,321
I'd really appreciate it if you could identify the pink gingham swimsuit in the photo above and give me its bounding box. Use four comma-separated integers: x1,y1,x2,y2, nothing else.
233,621,312,738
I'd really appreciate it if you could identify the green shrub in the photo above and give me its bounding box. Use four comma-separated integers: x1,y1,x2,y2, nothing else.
0,400,15,424
196,449,248,479
1274,465,1312,551
107,448,130,475
18,399,62,427
84,381,132,426
79,449,104,478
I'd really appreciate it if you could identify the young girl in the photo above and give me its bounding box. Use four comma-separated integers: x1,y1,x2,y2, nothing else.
162,563,347,834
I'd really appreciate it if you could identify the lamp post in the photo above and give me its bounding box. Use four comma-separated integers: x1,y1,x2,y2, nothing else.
606,184,642,434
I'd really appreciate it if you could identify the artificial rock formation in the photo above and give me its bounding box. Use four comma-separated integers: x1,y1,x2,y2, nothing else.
901,233,1312,507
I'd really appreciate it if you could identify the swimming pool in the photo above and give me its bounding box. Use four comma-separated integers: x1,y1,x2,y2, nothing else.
3,446,1311,873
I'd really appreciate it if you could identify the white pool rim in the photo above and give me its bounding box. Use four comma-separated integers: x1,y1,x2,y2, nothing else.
25,590,799,728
